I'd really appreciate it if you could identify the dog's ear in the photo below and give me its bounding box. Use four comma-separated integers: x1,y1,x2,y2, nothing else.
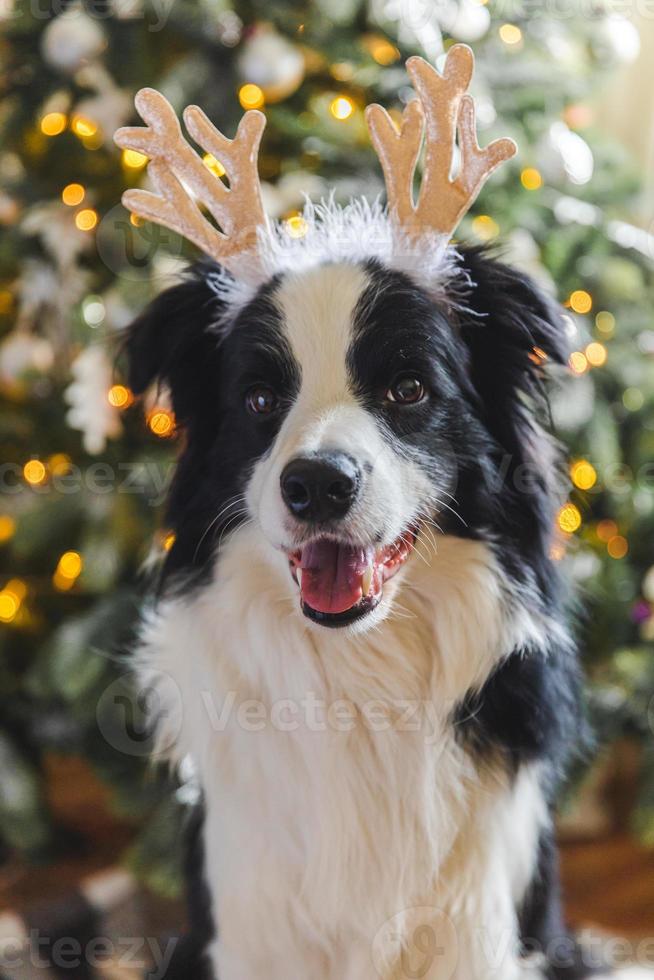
124,260,227,424
456,246,569,444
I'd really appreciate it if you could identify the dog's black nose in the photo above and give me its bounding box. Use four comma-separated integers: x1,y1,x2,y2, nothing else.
280,453,361,522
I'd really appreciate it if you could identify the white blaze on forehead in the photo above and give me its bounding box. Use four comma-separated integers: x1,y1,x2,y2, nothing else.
275,261,368,412
249,260,434,556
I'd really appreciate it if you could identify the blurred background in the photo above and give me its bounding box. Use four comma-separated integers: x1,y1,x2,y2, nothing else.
1,0,654,975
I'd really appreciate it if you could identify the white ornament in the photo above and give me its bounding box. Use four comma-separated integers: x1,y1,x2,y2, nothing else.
41,9,107,74
22,201,95,269
64,346,121,454
595,14,641,65
439,0,490,42
539,123,594,186
14,260,89,356
237,26,305,103
0,330,54,383
73,65,132,144
370,0,444,60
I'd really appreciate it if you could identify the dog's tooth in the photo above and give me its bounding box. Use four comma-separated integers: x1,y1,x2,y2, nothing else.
297,568,303,590
361,564,373,597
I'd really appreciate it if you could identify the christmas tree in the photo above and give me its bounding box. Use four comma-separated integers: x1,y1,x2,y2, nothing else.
1,0,653,893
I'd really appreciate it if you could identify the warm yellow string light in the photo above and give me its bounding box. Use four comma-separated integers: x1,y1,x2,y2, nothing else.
557,502,582,534
62,183,85,206
122,148,148,169
71,116,98,138
53,551,83,591
520,167,542,191
284,215,308,238
41,112,67,136
0,515,15,544
239,84,265,110
23,459,47,486
148,409,175,438
48,454,71,476
607,535,628,559
108,384,133,409
366,35,400,66
162,531,176,551
202,153,226,178
330,96,354,121
569,351,588,375
597,520,617,542
472,215,499,241
568,289,592,314
499,23,522,45
0,589,19,623
585,342,607,367
75,209,98,231
570,460,597,491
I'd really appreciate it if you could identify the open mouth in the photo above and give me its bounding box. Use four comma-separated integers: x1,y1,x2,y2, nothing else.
288,527,417,628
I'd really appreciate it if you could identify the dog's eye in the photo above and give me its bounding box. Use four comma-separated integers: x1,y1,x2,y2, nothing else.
246,385,278,416
385,375,426,405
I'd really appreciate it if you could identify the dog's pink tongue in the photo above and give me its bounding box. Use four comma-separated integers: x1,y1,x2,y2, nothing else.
300,540,371,614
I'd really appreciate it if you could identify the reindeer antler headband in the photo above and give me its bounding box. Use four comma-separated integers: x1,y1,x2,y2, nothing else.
114,44,516,271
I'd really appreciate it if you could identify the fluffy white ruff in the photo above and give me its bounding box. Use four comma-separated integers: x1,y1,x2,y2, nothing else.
137,527,559,979
207,197,464,314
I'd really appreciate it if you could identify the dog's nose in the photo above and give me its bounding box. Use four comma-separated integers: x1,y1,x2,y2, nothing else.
280,453,361,522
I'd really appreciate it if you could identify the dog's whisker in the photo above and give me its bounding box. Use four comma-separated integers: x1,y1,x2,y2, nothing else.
193,494,249,561
216,512,252,551
433,497,468,528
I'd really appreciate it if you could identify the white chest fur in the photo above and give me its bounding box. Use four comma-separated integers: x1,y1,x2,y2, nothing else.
137,527,551,979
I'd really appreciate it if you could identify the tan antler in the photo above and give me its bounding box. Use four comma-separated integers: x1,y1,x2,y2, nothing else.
114,89,268,263
366,44,517,240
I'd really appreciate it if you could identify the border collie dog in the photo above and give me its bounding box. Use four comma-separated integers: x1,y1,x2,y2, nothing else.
126,201,595,980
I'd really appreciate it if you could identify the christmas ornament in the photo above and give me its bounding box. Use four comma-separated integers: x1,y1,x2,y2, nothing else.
0,329,54,384
538,122,593,186
237,25,305,103
22,201,95,268
370,0,444,61
73,65,132,145
14,260,89,371
214,10,243,48
593,14,641,65
115,45,516,271
438,0,490,43
64,346,122,454
41,9,107,74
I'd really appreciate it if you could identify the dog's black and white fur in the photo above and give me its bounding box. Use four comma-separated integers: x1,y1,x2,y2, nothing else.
127,203,598,980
